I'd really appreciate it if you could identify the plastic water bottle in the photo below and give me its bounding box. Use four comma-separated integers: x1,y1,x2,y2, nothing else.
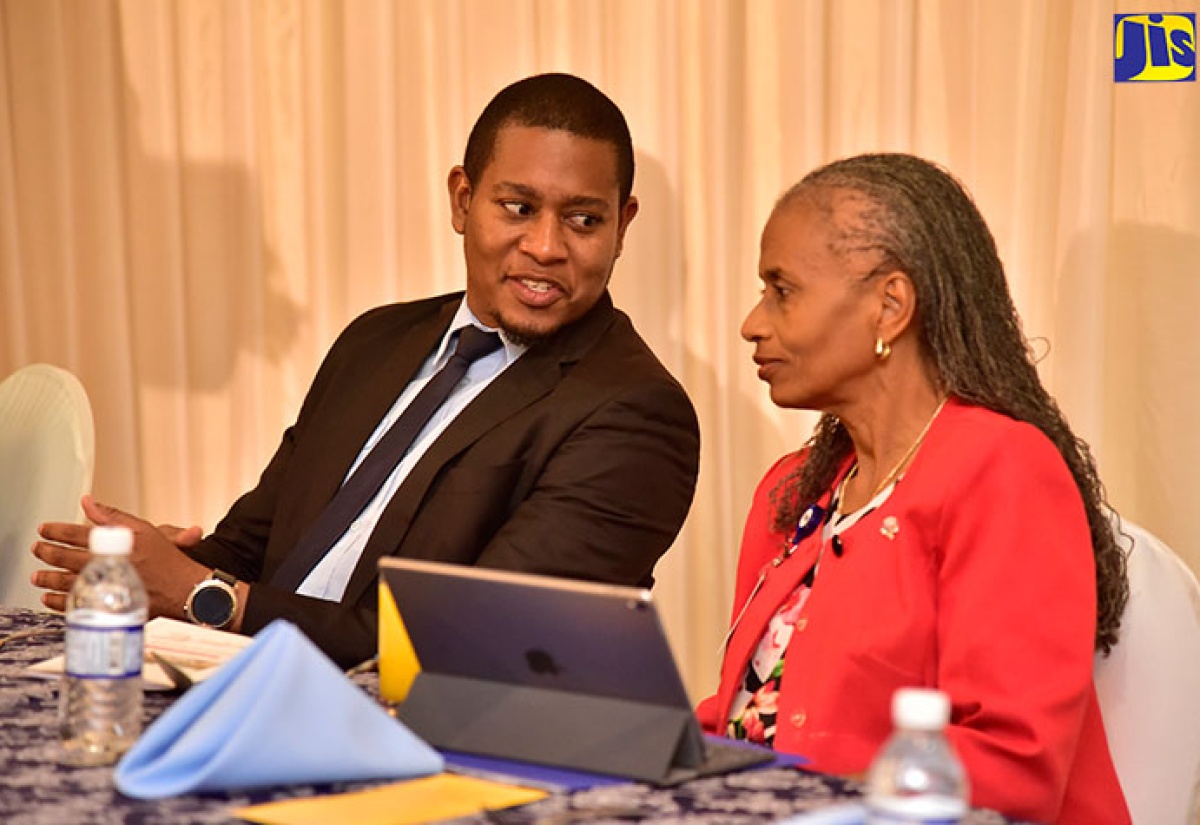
59,525,148,765
865,688,969,824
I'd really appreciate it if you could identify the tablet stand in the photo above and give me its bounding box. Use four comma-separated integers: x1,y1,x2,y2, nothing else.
397,672,702,782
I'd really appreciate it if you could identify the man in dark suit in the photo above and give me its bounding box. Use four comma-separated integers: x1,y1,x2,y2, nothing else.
32,73,700,667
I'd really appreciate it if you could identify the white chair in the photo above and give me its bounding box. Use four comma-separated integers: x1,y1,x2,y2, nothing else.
0,364,95,609
1095,515,1200,825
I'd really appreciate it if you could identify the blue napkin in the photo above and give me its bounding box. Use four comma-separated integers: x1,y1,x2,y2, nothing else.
115,620,443,798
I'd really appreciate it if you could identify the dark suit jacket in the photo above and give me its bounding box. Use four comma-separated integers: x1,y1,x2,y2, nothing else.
187,291,700,666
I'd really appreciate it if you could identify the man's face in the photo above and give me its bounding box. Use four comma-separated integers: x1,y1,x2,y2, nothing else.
449,125,638,342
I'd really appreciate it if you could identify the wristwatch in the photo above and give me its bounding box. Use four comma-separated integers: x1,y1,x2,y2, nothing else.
184,569,239,629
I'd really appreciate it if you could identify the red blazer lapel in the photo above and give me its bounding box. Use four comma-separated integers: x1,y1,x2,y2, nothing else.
714,518,826,725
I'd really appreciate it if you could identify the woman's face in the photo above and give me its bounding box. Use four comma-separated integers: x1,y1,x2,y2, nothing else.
741,191,885,411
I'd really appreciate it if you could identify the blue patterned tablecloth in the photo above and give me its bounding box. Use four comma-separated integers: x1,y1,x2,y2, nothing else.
0,608,1018,824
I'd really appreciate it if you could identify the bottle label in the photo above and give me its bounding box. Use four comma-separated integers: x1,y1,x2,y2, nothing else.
867,796,967,825
867,816,962,825
65,612,146,679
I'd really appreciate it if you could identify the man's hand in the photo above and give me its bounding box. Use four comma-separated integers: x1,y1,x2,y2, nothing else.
31,495,209,619
155,522,204,551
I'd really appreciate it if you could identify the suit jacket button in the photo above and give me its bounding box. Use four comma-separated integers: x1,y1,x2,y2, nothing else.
794,617,807,631
790,711,806,728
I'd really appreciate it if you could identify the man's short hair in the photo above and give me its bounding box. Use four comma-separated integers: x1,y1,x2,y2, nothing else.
463,73,635,205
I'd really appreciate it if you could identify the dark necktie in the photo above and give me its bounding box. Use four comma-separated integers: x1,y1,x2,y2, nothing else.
270,325,504,591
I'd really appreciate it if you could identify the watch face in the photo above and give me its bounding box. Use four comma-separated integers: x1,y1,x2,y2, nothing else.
192,583,235,626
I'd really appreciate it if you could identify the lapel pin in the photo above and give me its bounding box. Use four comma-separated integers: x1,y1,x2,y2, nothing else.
790,504,826,545
881,516,899,540
776,504,828,567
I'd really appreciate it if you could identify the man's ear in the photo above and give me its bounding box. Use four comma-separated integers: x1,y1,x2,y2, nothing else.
447,166,472,235
613,195,639,259
877,270,917,342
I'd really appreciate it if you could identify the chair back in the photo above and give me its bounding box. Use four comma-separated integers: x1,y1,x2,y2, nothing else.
1095,516,1200,825
0,364,95,609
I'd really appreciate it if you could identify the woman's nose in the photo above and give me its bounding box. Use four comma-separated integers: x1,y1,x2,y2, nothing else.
741,298,767,342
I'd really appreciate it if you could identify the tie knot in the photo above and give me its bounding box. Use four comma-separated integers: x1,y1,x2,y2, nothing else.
454,326,503,364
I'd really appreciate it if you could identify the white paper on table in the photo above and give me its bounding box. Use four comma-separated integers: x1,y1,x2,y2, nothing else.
24,617,254,691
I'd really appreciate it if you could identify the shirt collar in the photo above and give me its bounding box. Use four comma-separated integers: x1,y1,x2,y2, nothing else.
438,298,526,366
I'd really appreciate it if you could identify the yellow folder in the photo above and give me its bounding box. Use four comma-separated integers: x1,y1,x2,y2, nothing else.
235,773,547,825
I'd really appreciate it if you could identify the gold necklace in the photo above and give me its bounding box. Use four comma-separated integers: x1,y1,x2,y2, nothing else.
836,396,948,516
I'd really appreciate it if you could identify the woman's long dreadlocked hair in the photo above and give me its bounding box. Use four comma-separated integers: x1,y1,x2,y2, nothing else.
768,153,1127,654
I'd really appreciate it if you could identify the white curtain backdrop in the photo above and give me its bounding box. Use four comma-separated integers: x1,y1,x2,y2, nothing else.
2,0,1196,697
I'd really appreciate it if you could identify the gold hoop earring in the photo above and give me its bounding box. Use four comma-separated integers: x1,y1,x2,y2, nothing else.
875,338,892,361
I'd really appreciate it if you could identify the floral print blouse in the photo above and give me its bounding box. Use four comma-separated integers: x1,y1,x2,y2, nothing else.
726,471,894,746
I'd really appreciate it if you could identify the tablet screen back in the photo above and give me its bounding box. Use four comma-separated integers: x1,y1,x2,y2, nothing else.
378,558,693,709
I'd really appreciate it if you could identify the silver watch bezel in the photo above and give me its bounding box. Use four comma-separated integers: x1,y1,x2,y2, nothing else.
184,572,237,629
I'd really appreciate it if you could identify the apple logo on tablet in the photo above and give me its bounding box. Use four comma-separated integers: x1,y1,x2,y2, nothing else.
525,648,564,676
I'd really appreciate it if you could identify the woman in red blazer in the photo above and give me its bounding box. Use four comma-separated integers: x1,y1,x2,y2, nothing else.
697,154,1129,825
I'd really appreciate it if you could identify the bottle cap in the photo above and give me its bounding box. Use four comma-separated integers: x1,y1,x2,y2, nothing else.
892,687,951,730
89,526,134,555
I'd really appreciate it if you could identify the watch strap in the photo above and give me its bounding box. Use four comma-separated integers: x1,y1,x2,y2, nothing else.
210,568,238,589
